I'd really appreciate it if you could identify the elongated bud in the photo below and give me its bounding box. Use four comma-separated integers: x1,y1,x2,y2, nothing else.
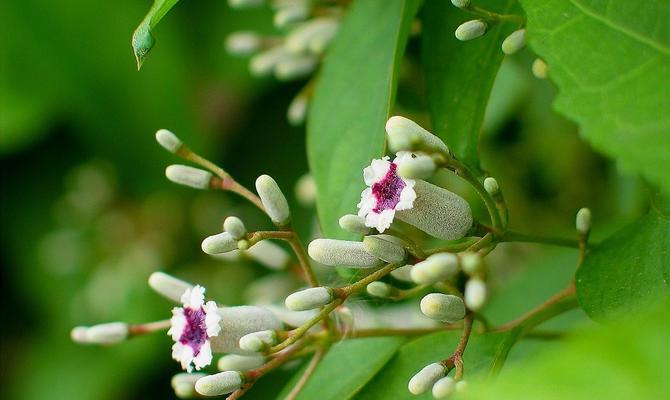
432,376,457,399
72,322,128,344
250,46,289,77
166,165,213,190
286,18,339,54
275,55,317,81
339,214,371,235
455,20,487,41
397,153,437,179
195,371,245,396
308,239,383,268
70,326,89,343
363,235,406,264
225,31,262,56
532,58,548,79
460,253,483,276
210,306,283,354
390,264,414,282
411,253,459,285
366,281,397,298
202,232,238,255
483,177,499,196
576,207,592,235
239,330,278,352
450,0,470,8
501,29,526,55
285,287,334,311
172,373,206,399
228,0,264,9
386,116,449,154
288,94,309,126
256,175,291,226
408,363,446,395
148,272,194,303
274,5,310,29
218,354,265,372
156,129,183,153
464,278,487,310
420,293,466,322
224,216,247,239
396,180,473,240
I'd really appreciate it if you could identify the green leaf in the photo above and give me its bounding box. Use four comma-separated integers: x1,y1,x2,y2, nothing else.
576,206,670,320
464,303,670,400
131,0,180,69
307,0,420,239
421,0,521,169
277,337,405,400
520,0,670,195
357,331,511,399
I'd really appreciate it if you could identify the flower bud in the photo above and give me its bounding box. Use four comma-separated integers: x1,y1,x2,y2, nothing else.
386,116,449,154
239,330,278,352
455,380,468,392
210,306,283,354
80,322,129,344
275,55,318,81
285,18,339,54
288,94,309,126
576,207,592,235
256,174,291,226
148,272,194,303
390,264,414,282
218,354,265,372
250,46,289,77
339,214,371,235
450,0,470,8
70,326,89,343
172,373,206,399
455,20,487,41
308,239,383,268
225,31,262,56
420,293,466,322
396,180,473,240
501,29,526,55
532,58,548,79
397,153,437,180
202,232,238,254
285,287,334,311
366,281,397,298
238,239,250,250
408,363,445,395
274,4,310,29
224,216,247,240
464,278,487,311
228,0,264,9
195,371,245,396
460,253,483,276
247,240,290,270
155,129,183,153
483,177,499,196
411,253,459,285
166,165,213,190
432,376,457,399
363,235,406,264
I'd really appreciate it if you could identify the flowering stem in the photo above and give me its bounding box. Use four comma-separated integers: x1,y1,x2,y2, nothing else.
464,5,525,25
493,285,577,333
284,347,328,400
338,263,400,297
345,325,461,339
501,231,580,248
425,237,481,255
128,319,171,336
285,230,321,288
442,313,474,380
269,299,344,353
454,165,504,233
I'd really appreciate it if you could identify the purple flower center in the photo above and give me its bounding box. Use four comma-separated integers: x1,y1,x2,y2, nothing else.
371,163,406,213
179,307,208,356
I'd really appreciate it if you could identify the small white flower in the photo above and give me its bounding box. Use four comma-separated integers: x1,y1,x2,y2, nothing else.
357,152,416,232
168,285,222,372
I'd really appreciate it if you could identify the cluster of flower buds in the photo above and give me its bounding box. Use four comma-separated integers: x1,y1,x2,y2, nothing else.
225,0,344,125
408,362,468,398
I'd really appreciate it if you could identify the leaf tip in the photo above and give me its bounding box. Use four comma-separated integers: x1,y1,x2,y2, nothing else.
131,25,155,71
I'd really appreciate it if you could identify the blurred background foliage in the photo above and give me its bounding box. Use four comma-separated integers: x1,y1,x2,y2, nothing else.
0,1,651,399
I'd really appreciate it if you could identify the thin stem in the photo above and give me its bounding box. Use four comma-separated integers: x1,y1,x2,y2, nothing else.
269,299,343,353
466,5,525,24
346,325,461,339
285,230,320,288
455,165,503,232
339,263,400,297
425,237,481,255
284,347,327,400
494,285,577,333
502,231,580,248
442,313,474,380
128,319,171,336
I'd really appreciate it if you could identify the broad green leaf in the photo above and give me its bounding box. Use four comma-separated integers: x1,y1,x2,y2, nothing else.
277,337,405,400
520,0,670,195
421,0,521,169
576,204,670,320
357,331,510,400
131,0,180,69
307,0,420,239
464,303,670,400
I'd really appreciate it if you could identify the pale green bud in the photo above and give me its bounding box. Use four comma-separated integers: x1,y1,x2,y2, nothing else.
501,29,526,55
460,253,483,276
285,18,338,54
256,175,291,226
366,281,397,298
155,129,183,153
363,235,407,264
386,116,449,154
70,326,88,343
411,253,459,285
397,153,437,180
396,180,473,241
250,46,289,77
339,214,371,235
218,354,266,372
239,330,278,352
74,322,128,344
450,0,470,8
285,287,334,311
228,0,264,9
432,376,457,399
275,55,317,81
172,373,206,399
237,239,250,250
532,58,548,79
195,371,245,396
273,5,310,29
455,380,468,392
390,264,414,282
308,239,383,268
464,278,487,311
483,176,499,196
225,31,262,56
408,363,446,395
455,20,487,41
166,165,213,190
224,216,247,240
420,293,466,322
247,240,290,270
148,272,194,303
288,95,309,127
576,207,592,234
210,306,283,354
202,232,238,255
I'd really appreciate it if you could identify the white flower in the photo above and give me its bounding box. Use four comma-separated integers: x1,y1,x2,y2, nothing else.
357,152,416,232
168,285,222,372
